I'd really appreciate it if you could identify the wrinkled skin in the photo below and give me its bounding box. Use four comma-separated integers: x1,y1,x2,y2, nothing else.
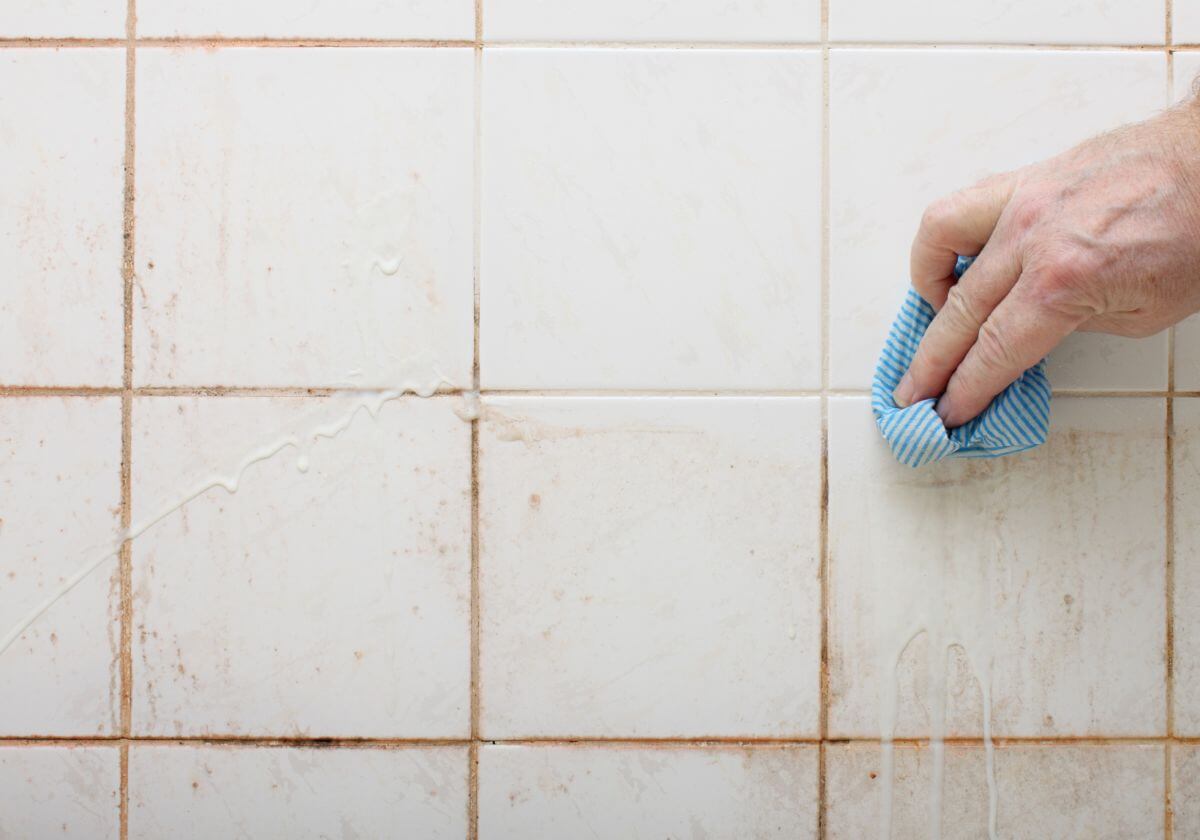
895,90,1200,428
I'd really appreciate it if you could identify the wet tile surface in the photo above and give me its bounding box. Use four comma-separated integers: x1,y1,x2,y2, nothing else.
134,48,475,389
828,397,1166,738
0,747,120,839
137,0,474,38
480,49,822,390
0,50,125,387
479,397,822,737
129,396,471,737
478,745,819,838
825,743,1164,839
0,398,122,736
829,49,1167,391
485,0,820,42
128,745,468,838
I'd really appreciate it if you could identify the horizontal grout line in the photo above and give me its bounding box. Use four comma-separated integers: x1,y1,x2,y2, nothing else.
0,386,1196,400
0,37,1188,51
0,735,1192,748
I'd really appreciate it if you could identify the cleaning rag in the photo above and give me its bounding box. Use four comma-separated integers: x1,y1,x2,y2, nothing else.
871,256,1052,467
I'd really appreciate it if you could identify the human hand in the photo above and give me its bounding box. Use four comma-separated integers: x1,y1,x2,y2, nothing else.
893,93,1200,428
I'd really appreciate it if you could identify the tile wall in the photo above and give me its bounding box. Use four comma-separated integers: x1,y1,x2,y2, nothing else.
1,0,1197,836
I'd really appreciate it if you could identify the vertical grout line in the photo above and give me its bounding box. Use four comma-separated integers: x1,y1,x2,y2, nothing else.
118,0,137,837
469,3,484,839
817,0,831,835
1166,5,1176,831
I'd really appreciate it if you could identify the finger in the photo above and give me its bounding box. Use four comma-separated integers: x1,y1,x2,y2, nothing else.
910,173,1017,310
935,279,1086,428
893,235,1023,408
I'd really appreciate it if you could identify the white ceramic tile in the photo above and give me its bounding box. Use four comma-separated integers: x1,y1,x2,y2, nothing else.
0,51,124,386
0,398,121,735
130,395,471,736
138,0,473,39
1172,744,1200,835
830,50,1168,391
1173,54,1200,390
828,396,1165,738
829,0,1162,44
1179,4,1200,43
481,50,822,390
485,0,819,42
825,743,1163,839
0,0,123,37
479,397,821,737
128,745,468,838
1173,399,1200,733
135,48,474,389
0,747,120,838
479,745,819,838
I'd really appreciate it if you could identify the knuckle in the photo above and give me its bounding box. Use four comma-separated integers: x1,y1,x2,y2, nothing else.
920,194,960,237
974,318,1020,373
942,283,987,333
1007,194,1047,234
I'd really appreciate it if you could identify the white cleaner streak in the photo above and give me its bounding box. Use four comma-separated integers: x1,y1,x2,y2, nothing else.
874,481,999,840
0,375,466,660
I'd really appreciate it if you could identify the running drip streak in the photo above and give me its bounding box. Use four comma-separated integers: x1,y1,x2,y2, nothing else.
0,374,473,660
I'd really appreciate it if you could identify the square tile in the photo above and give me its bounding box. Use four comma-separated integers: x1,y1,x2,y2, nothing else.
485,0,819,42
479,397,822,737
0,747,120,838
0,50,124,386
828,396,1166,738
130,395,471,737
0,0,124,37
1173,53,1200,390
128,745,468,838
825,743,1163,838
1179,4,1200,43
479,745,819,838
137,0,473,39
135,48,474,389
480,49,822,390
1172,744,1200,834
1172,399,1200,733
0,398,121,735
829,0,1162,44
830,50,1168,391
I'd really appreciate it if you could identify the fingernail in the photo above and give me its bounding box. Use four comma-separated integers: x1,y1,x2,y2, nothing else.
935,396,956,427
893,373,916,408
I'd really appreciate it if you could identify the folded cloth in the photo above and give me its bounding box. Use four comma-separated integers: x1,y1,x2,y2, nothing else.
871,256,1052,467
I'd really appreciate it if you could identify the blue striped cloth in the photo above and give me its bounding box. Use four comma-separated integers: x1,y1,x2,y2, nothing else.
871,256,1051,467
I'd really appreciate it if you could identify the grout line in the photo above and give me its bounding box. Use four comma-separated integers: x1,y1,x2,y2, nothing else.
2,734,1190,747
5,386,1199,400
0,37,1193,51
1165,0,1177,785
117,1,137,837
817,0,831,834
468,3,484,838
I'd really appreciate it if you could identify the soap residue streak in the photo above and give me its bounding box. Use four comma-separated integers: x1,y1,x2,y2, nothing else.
0,372,479,660
872,483,1000,840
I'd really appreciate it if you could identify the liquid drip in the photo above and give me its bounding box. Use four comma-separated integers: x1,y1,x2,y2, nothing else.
0,372,477,660
874,488,1000,840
